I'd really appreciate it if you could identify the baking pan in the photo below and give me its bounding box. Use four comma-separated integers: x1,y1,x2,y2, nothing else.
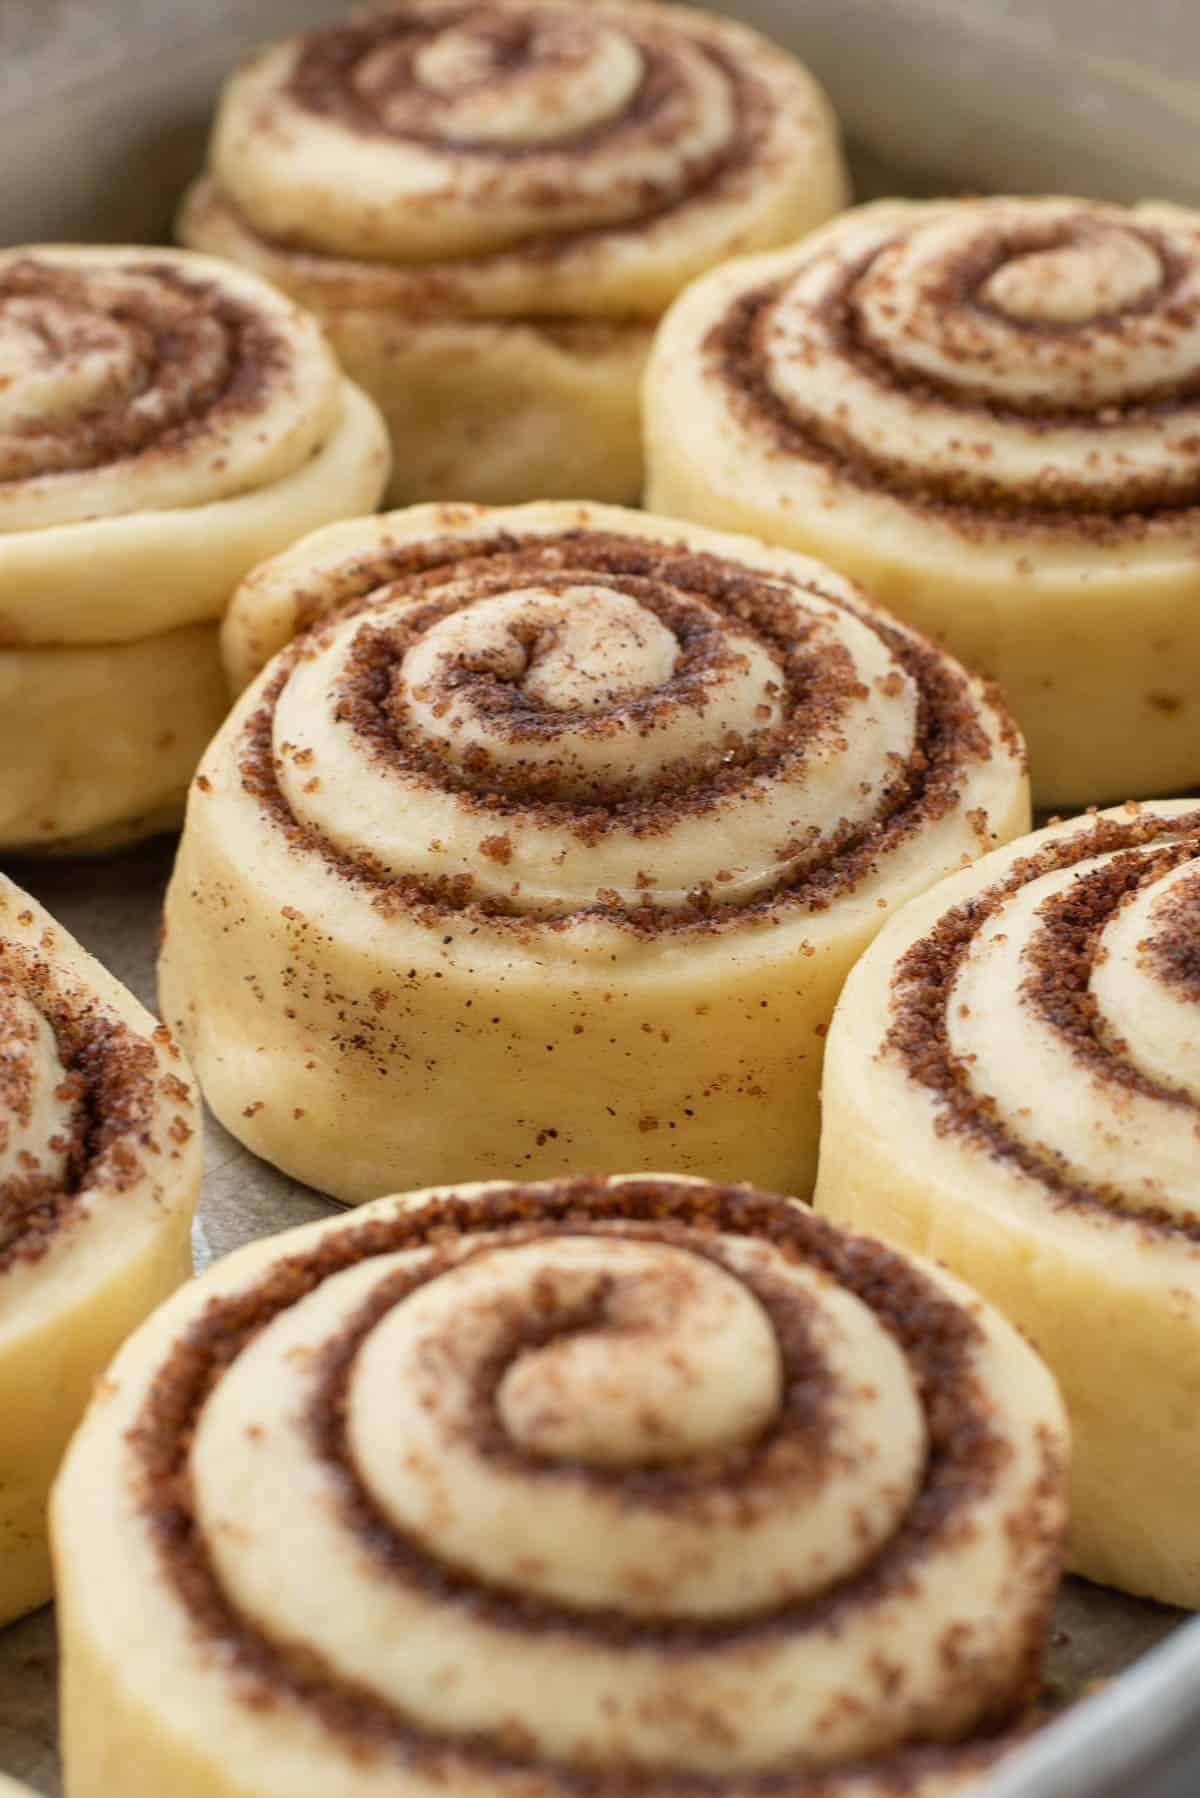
1,4,1199,1795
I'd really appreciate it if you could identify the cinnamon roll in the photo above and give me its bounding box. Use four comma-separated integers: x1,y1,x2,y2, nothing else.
815,799,1200,1607
0,875,200,1627
53,1173,1069,1798
0,246,389,852
178,0,848,509
160,501,1028,1205
645,196,1200,806
0,1780,35,1798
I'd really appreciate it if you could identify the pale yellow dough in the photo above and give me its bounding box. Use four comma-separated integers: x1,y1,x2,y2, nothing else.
0,624,227,852
815,799,1200,1607
53,1174,1068,1798
178,0,849,507
0,1778,36,1797
162,501,1028,1205
645,196,1200,807
0,876,201,1626
0,245,390,852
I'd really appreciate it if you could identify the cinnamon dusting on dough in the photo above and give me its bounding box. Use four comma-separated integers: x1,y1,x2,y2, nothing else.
886,808,1200,1233
236,527,1001,937
126,1174,1055,1785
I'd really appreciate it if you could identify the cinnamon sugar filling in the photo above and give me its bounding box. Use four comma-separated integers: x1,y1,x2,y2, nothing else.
709,233,1200,531
230,530,998,936
0,944,160,1271
128,1176,1055,1790
886,809,1200,1236
0,258,287,482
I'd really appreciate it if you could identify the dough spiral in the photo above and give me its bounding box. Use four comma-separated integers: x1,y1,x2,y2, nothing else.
815,799,1200,1606
645,196,1200,805
160,501,1028,1203
0,875,200,1625
0,245,389,851
179,0,847,507
53,1173,1069,1798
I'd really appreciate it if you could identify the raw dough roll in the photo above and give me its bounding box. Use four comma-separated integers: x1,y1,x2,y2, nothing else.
53,1173,1069,1798
815,800,1200,1607
0,876,201,1626
645,196,1200,806
179,0,848,508
161,501,1028,1204
0,245,390,851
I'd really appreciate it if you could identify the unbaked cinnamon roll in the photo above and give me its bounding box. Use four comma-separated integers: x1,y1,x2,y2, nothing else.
53,1173,1069,1798
645,196,1200,806
160,501,1028,1204
0,875,200,1627
815,799,1200,1607
0,246,389,852
178,0,848,509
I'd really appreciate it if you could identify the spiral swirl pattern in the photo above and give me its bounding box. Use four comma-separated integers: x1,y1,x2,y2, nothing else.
257,542,973,918
815,800,1200,1605
0,983,80,1225
221,502,1023,921
202,0,842,287
0,252,339,533
243,2,741,260
162,502,1026,1203
54,1175,1069,1798
0,247,387,642
719,200,1200,516
0,876,200,1626
645,197,1200,803
661,197,1200,521
0,896,193,1272
0,246,389,850
179,1,846,508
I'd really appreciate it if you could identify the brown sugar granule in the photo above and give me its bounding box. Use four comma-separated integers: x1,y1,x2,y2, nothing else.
479,834,513,866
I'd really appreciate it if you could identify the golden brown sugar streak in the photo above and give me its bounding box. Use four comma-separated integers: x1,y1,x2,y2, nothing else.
0,246,389,850
645,196,1200,806
815,800,1200,1606
161,501,1027,1204
53,1174,1068,1797
179,0,848,506
0,876,200,1625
